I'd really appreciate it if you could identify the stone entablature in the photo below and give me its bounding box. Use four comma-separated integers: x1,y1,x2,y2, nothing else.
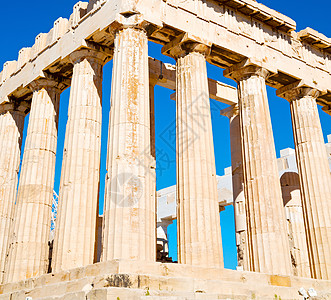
0,0,331,114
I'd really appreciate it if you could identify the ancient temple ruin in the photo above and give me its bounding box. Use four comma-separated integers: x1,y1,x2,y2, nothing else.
0,0,330,298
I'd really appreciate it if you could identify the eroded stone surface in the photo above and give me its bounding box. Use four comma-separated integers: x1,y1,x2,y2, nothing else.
52,49,106,272
278,85,331,280
225,64,292,275
0,108,25,284
5,80,61,283
102,27,156,262
174,46,223,268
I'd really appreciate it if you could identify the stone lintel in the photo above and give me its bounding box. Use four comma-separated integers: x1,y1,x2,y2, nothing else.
276,80,323,101
169,80,238,105
224,58,277,82
161,33,212,58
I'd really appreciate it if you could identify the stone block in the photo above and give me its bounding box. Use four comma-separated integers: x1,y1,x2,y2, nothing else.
280,148,296,157
70,1,88,28
52,18,69,42
17,48,32,69
61,292,86,300
32,33,48,57
269,275,291,287
66,278,92,294
2,61,17,80
36,271,70,287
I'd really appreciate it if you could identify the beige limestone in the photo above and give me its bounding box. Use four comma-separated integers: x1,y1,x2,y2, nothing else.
277,85,331,280
102,27,156,262
1,0,331,115
162,36,223,268
1,260,331,300
225,63,292,275
0,0,330,292
0,106,26,283
5,79,61,283
221,105,249,271
280,172,310,278
52,49,107,272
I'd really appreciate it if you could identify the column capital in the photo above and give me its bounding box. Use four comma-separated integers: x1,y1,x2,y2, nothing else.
276,81,321,101
224,58,276,82
0,97,30,115
109,14,150,34
220,104,239,119
161,33,212,59
149,74,159,87
29,77,66,93
69,47,110,65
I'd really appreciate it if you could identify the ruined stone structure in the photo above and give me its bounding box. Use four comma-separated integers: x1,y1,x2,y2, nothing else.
157,138,331,278
0,0,330,298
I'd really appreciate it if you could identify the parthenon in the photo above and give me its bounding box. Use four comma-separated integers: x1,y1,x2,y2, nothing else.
0,0,330,299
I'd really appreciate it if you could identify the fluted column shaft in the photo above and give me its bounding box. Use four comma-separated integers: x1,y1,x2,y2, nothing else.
281,172,310,278
149,77,158,159
0,106,25,283
175,50,223,268
5,81,60,283
52,49,106,272
279,86,331,279
222,105,249,270
226,65,291,275
102,27,156,262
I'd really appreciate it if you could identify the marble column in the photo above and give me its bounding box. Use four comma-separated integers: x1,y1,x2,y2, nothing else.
52,49,107,272
149,76,158,159
280,172,310,278
225,64,291,275
0,104,26,283
102,27,156,262
149,76,158,256
5,80,60,283
277,85,331,280
221,105,249,271
165,40,223,267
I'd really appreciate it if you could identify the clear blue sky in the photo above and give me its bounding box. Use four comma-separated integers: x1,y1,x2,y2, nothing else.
1,0,330,269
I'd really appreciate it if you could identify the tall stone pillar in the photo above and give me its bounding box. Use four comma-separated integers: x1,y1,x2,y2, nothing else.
277,84,331,280
224,63,291,275
149,75,158,159
280,172,310,278
221,105,249,271
52,49,107,272
102,26,156,262
162,35,223,268
0,103,26,283
5,80,61,283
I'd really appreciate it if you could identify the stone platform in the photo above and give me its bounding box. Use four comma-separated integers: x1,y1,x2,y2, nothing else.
0,261,330,300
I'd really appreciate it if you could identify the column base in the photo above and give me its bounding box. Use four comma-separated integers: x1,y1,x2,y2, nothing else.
0,260,330,299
